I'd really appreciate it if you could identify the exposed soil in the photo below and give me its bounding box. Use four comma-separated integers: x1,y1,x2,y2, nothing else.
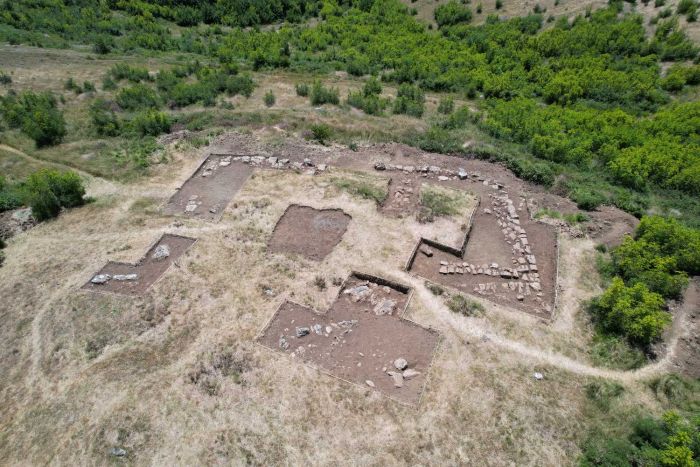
668,279,700,378
81,234,196,296
408,176,558,319
380,176,420,218
163,155,253,221
257,273,441,406
267,205,351,261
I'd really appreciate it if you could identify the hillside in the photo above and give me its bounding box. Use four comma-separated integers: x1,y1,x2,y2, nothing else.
1,1,699,465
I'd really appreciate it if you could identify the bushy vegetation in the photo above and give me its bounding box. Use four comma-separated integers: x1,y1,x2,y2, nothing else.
582,410,700,466
331,174,388,204
392,83,425,118
446,294,484,317
0,91,66,147
309,81,339,106
590,216,699,349
0,170,86,221
346,77,389,115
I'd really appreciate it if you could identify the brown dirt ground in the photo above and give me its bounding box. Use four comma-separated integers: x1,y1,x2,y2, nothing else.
267,205,351,261
257,273,441,406
409,177,557,319
81,234,196,296
667,279,700,378
163,155,253,221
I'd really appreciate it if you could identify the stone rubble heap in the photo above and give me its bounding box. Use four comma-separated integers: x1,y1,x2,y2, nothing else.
343,281,398,316
90,273,138,285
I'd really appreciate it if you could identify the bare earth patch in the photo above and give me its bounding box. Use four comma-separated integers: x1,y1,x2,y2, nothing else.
163,155,254,221
257,273,441,405
267,205,351,261
81,233,196,296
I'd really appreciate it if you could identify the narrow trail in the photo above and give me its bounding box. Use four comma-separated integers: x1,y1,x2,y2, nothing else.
400,271,693,383
0,143,118,197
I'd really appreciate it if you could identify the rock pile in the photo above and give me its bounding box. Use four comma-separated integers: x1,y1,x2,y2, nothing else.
386,357,421,388
343,281,401,316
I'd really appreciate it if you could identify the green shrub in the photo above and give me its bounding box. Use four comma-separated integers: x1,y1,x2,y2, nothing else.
89,98,121,137
116,84,160,110
310,81,339,106
130,110,171,136
437,97,455,115
420,187,460,216
584,380,625,410
393,84,425,118
25,169,85,221
225,75,255,97
447,294,484,316
590,333,647,370
109,64,150,83
570,188,606,211
0,91,66,147
331,175,387,204
591,277,670,346
435,1,473,27
263,90,275,107
295,83,309,97
309,123,331,143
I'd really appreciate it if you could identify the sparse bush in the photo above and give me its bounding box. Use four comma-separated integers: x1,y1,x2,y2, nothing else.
25,169,85,221
116,84,160,110
392,84,425,118
295,83,309,97
437,97,454,115
225,74,254,97
426,282,444,296
130,110,171,136
90,98,121,136
447,294,484,316
313,276,326,290
570,188,606,211
263,90,275,107
0,91,66,147
420,187,460,217
585,380,625,410
310,81,339,106
332,175,387,204
309,123,331,143
109,64,150,83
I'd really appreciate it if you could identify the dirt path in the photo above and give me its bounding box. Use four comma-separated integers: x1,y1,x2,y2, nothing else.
402,271,695,384
0,143,117,197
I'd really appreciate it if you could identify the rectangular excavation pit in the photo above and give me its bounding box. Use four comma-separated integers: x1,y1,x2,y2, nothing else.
163,154,254,221
257,273,441,406
407,187,558,319
82,234,196,296
267,205,352,261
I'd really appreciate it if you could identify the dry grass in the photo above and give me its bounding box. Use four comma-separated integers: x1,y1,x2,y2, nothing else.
0,135,679,465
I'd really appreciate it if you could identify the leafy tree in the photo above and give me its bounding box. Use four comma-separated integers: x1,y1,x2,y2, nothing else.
435,1,473,27
592,277,669,346
0,91,66,147
392,83,425,118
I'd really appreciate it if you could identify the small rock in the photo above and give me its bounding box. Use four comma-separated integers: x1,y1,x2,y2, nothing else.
279,336,290,350
394,358,408,370
112,274,138,281
374,162,386,171
312,324,323,335
439,266,448,274
403,369,421,379
303,158,314,167
374,299,397,316
152,244,170,260
533,372,544,381
437,176,449,181
420,246,434,257
110,447,127,457
295,327,310,338
91,274,111,284
388,371,404,388
457,168,468,180
366,380,375,388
